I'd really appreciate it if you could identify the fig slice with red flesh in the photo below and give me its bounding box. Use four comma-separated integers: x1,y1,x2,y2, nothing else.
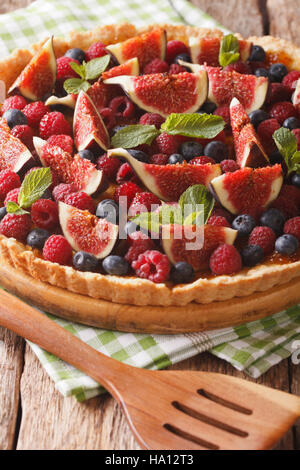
107,28,166,70
108,148,221,201
46,80,110,111
210,164,283,218
9,37,56,101
73,90,110,151
292,78,300,112
230,97,269,168
162,224,237,272
102,57,139,80
0,117,35,173
59,202,118,259
189,36,252,66
104,71,208,117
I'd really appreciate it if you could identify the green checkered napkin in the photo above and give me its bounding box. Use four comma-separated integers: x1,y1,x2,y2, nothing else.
1,0,299,401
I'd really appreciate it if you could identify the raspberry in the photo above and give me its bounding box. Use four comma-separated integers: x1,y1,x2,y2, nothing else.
127,230,151,244
47,134,74,154
0,170,20,200
153,132,180,155
1,95,27,114
292,129,300,150
139,113,165,129
128,192,161,217
225,62,252,74
220,159,240,173
280,184,300,208
282,71,300,93
11,124,34,150
114,182,143,206
43,235,73,265
64,192,95,213
0,213,31,241
4,188,20,206
269,101,297,125
97,153,121,181
125,238,156,263
132,250,170,283
52,183,76,203
99,107,116,130
144,59,169,74
249,226,276,255
116,163,138,185
266,83,292,105
257,119,281,152
56,56,80,81
169,63,186,74
211,208,233,223
23,101,50,128
284,217,300,241
166,40,189,64
39,112,71,140
149,153,169,165
31,199,59,230
109,96,135,118
207,215,230,227
85,41,107,61
209,244,242,275
270,197,298,220
214,106,231,127
190,156,216,165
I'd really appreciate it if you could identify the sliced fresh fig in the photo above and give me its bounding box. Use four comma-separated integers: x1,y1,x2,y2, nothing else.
104,71,208,117
108,148,221,201
45,93,77,108
9,37,56,101
210,164,283,217
45,81,110,112
189,36,252,66
107,28,166,70
292,78,300,112
230,98,269,168
73,90,110,151
102,57,139,80
59,202,118,259
0,117,35,173
162,224,237,271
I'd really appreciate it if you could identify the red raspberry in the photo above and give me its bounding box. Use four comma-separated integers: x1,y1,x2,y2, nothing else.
23,101,50,128
127,230,152,244
207,215,230,227
214,106,231,127
125,238,156,263
52,183,76,203
128,192,161,217
257,119,281,152
169,63,186,74
1,95,27,114
85,41,107,61
220,159,239,173
0,170,21,200
266,83,292,105
97,154,121,181
99,107,116,130
284,217,300,241
190,156,216,165
64,192,95,213
11,124,34,150
149,153,169,165
0,213,31,241
116,163,138,185
31,199,59,230
114,182,142,206
225,62,252,74
47,134,74,155
39,112,71,140
56,56,80,81
144,59,169,74
166,40,189,64
153,132,180,155
109,96,135,118
282,71,300,93
139,113,165,129
280,184,300,208
249,226,276,255
43,234,72,265
269,101,297,125
4,188,20,206
270,196,298,220
292,129,300,150
132,250,170,283
211,208,233,223
209,244,242,275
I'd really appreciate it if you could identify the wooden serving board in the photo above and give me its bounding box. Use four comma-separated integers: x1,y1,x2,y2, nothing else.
1,262,300,334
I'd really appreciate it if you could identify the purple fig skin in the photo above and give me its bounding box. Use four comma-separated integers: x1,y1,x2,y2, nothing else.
92,172,109,196
16,154,38,178
209,182,220,205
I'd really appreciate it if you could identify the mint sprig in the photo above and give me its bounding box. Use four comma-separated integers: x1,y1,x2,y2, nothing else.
111,124,160,148
273,127,300,175
219,34,240,68
64,55,111,95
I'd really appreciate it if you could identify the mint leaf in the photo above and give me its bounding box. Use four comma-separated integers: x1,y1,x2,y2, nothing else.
161,113,225,139
219,34,240,68
70,62,86,79
273,127,299,175
18,167,52,209
6,201,29,215
85,55,110,80
131,211,161,234
111,125,160,148
160,204,184,226
63,78,91,94
179,184,214,225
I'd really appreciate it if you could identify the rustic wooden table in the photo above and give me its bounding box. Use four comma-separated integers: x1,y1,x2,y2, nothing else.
0,0,300,450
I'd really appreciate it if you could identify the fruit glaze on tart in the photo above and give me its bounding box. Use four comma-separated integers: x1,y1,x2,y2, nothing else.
1,23,300,308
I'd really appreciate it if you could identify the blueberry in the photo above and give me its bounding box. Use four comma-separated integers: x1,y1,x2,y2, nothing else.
73,251,99,272
0,206,7,221
269,150,283,164
260,208,285,235
249,109,270,129
204,141,228,162
26,228,50,249
268,63,288,82
168,153,184,164
96,199,119,224
249,45,266,63
275,234,299,255
102,255,129,275
241,245,264,267
112,125,127,135
124,220,142,236
40,189,53,200
170,262,195,284
199,101,217,114
283,116,300,130
65,47,86,63
3,109,27,129
180,142,203,161
128,149,149,163
291,173,300,189
174,53,191,65
255,68,269,78
78,149,96,163
232,214,256,236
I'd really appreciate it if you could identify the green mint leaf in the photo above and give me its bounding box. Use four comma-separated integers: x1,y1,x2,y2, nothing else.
290,151,300,174
273,127,299,175
6,201,29,215
70,62,86,79
85,55,111,80
18,168,52,209
219,34,240,67
160,204,184,226
111,124,160,148
63,78,91,94
131,211,161,234
179,184,214,225
161,113,225,139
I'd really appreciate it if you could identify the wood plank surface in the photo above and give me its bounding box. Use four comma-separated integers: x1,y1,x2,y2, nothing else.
267,0,300,46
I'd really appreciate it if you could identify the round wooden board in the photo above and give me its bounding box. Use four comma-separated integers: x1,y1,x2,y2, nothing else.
1,262,300,334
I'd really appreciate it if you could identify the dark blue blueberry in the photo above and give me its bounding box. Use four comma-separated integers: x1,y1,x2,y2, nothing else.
291,173,300,189
3,109,27,129
170,262,195,284
254,68,269,78
199,101,217,114
268,63,288,82
249,109,270,129
65,47,86,63
174,53,191,65
249,45,266,63
73,251,99,272
180,141,203,161
283,117,300,130
241,245,264,267
128,149,149,163
112,125,127,135
269,150,283,164
40,189,53,200
78,149,96,163
260,208,285,235
275,234,299,255
0,206,7,221
232,214,256,236
102,255,129,275
204,141,228,162
168,153,184,164
96,199,119,224
26,229,50,250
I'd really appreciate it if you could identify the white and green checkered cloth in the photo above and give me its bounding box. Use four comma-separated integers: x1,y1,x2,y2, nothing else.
1,0,299,401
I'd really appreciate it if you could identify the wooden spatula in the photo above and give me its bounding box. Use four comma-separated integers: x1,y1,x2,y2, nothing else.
0,288,299,450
